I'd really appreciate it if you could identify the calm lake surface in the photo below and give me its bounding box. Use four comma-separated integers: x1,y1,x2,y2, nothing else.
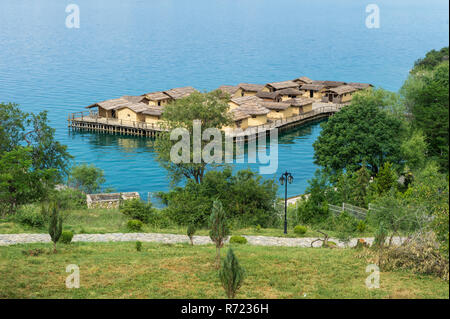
1,0,448,197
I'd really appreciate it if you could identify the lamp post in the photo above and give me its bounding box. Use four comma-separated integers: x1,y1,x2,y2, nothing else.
279,171,293,234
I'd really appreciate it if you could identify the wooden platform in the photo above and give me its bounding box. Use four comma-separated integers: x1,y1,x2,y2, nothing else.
68,104,343,139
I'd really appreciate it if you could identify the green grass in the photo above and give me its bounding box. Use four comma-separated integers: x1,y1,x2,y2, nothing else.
0,208,374,238
0,242,447,299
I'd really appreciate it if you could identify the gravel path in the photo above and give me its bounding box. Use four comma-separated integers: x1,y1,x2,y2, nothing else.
0,233,403,248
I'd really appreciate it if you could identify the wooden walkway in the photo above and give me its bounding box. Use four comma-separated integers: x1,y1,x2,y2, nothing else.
68,103,343,139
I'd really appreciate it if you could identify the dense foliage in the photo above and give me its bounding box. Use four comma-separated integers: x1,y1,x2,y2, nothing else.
313,89,404,174
158,168,278,227
0,103,72,215
68,163,106,194
120,198,156,224
401,60,449,170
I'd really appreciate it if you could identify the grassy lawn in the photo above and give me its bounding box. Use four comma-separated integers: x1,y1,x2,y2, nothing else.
0,242,448,299
0,208,374,238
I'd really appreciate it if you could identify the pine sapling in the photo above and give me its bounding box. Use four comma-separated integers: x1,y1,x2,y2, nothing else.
187,224,196,245
48,203,63,253
219,248,245,298
209,200,229,268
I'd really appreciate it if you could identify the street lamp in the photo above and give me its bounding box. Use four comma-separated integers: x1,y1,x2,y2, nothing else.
279,171,293,234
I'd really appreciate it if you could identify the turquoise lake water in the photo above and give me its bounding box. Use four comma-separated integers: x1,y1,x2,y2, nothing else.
0,0,448,198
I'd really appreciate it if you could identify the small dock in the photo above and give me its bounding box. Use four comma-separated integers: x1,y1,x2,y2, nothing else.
68,103,343,139
68,111,167,137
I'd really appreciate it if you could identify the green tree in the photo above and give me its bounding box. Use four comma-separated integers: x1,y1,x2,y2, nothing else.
400,130,428,171
187,224,196,245
351,165,371,207
401,61,449,171
160,168,278,227
0,147,53,216
209,200,229,268
0,103,72,179
313,89,404,174
0,103,27,153
68,163,106,194
154,91,232,184
412,47,449,73
219,248,245,298
372,162,397,196
48,203,63,253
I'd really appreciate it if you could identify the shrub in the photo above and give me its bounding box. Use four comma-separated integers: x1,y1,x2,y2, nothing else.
127,219,143,232
49,188,85,210
255,224,262,232
187,224,196,245
14,205,46,228
120,199,156,223
229,236,247,244
135,241,142,252
294,225,307,235
219,248,245,298
68,164,105,194
47,203,63,253
356,220,367,233
373,223,388,248
160,168,279,227
60,230,74,244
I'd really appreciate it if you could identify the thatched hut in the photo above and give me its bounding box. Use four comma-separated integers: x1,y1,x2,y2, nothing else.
86,96,147,119
292,76,314,85
142,91,172,106
322,85,357,103
235,101,270,126
300,83,327,99
347,82,373,90
263,80,299,92
234,83,265,97
228,95,262,110
283,97,315,114
256,88,303,102
163,86,198,100
261,101,293,119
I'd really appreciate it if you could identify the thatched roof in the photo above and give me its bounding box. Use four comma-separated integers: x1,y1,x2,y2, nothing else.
266,80,299,91
122,96,148,103
143,91,171,101
255,91,277,99
347,82,373,90
141,105,164,117
313,80,347,88
115,102,150,113
230,95,262,106
86,97,133,110
327,85,357,95
256,88,302,100
164,86,197,99
217,85,239,95
229,108,251,121
283,97,315,107
237,83,265,92
261,102,290,111
274,88,303,96
237,102,270,116
293,76,313,84
300,83,326,91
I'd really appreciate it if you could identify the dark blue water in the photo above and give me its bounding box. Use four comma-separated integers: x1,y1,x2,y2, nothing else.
1,0,448,197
